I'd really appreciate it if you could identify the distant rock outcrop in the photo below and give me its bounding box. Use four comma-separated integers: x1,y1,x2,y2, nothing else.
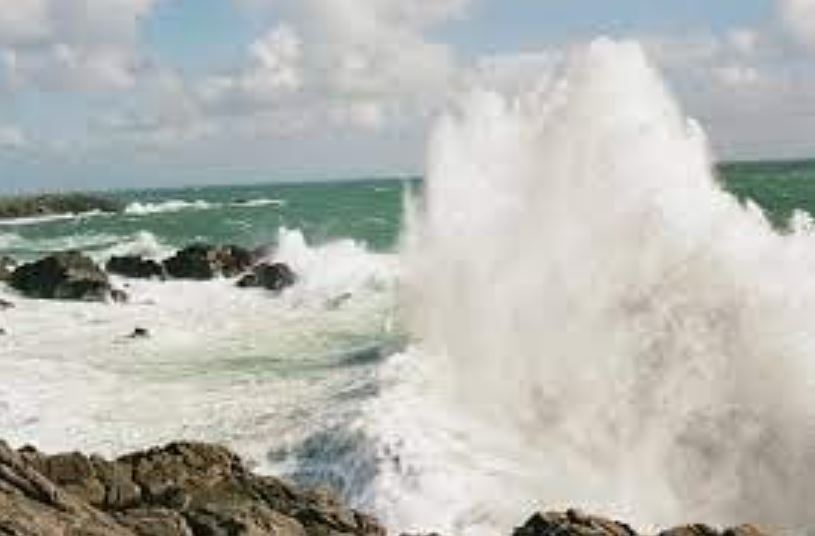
0,193,123,220
107,255,166,279
236,262,297,291
163,244,253,280
9,251,120,301
0,440,385,536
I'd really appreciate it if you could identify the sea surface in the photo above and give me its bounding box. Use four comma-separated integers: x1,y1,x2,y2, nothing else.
6,35,815,534
1,158,815,533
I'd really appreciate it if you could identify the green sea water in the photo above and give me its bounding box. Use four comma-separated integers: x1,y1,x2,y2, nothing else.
1,161,815,261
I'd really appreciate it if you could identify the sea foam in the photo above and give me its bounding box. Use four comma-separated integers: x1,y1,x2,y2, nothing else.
365,39,815,534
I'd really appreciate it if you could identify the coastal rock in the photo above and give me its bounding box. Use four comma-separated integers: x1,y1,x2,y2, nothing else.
163,244,252,280
236,262,297,291
0,193,123,220
2,440,385,536
513,510,770,536
9,251,113,301
107,255,166,279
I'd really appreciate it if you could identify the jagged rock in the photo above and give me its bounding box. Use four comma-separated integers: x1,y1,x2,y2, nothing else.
107,255,165,279
514,511,770,536
163,244,252,280
1,440,385,535
236,262,297,291
130,327,150,339
9,251,113,301
0,256,15,282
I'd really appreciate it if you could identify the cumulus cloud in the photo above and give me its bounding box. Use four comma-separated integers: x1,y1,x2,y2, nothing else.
0,0,159,91
0,125,27,149
779,0,815,51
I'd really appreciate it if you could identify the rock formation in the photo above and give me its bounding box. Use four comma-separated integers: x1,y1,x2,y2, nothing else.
8,252,119,302
236,262,297,291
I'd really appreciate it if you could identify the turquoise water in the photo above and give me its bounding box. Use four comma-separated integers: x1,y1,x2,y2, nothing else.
2,162,815,262
0,179,414,260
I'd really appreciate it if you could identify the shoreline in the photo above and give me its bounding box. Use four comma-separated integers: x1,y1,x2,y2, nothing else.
0,438,770,536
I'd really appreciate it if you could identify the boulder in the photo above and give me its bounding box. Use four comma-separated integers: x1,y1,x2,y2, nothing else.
2,440,386,536
163,244,252,280
107,255,165,279
236,262,297,291
513,511,770,536
9,251,113,301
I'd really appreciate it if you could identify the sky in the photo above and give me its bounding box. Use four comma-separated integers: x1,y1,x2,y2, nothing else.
1,0,815,193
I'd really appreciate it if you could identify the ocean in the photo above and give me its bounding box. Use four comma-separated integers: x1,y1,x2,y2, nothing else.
3,41,815,535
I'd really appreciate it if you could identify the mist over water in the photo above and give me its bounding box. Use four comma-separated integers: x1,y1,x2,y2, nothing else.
376,39,815,533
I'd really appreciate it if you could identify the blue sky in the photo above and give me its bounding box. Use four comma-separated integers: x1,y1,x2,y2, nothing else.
1,0,814,193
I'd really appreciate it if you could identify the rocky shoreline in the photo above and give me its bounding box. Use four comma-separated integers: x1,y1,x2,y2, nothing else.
0,193,123,220
0,439,770,536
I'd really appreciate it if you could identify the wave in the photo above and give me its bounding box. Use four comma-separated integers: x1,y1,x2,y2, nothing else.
230,198,286,208
0,231,123,257
124,199,214,215
124,197,286,216
359,39,815,535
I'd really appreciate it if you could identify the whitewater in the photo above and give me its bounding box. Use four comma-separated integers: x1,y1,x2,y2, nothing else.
2,39,815,535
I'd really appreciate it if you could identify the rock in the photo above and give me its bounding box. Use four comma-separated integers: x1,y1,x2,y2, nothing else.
0,440,774,536
0,298,12,309
0,256,16,282
0,193,123,220
130,327,150,339
9,251,113,301
110,288,130,303
514,511,771,536
163,244,252,280
2,440,386,535
107,255,165,279
236,262,297,291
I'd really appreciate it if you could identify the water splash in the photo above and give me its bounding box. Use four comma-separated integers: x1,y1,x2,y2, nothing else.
375,39,815,534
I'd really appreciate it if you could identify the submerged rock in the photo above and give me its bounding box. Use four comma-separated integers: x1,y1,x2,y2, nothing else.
1,440,385,536
236,262,297,291
107,255,165,279
163,244,252,280
9,251,114,301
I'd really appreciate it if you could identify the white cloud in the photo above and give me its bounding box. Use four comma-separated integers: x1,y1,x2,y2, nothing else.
713,64,762,87
780,0,815,51
0,125,27,148
0,0,160,91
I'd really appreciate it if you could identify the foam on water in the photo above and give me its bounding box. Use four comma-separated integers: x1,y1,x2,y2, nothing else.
363,39,815,534
0,228,398,472
124,199,214,215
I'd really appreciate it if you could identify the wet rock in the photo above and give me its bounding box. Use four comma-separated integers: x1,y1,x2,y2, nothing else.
130,327,150,339
514,511,771,536
163,244,252,280
107,255,165,279
9,251,113,301
236,262,297,291
0,298,12,309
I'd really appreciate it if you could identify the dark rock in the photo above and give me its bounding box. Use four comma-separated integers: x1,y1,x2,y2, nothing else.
163,244,252,280
236,262,297,291
0,298,12,309
110,288,129,303
130,327,150,339
9,251,113,301
0,193,123,220
107,255,165,279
